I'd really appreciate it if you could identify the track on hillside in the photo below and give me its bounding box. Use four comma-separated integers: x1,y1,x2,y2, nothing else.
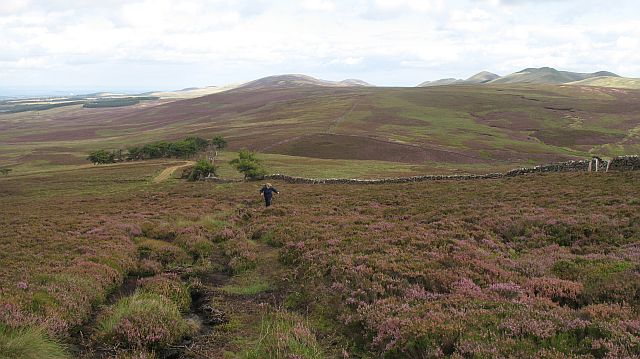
153,161,195,183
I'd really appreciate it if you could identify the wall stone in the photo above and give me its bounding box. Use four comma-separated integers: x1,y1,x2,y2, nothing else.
262,156,639,185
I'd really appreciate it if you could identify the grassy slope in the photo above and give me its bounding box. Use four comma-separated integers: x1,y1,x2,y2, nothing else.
1,84,639,177
568,76,640,89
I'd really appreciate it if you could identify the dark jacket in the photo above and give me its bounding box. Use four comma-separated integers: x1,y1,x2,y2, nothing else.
260,186,279,198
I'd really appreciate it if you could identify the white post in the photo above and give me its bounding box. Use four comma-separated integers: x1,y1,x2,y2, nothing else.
595,158,598,172
606,160,611,173
588,161,592,172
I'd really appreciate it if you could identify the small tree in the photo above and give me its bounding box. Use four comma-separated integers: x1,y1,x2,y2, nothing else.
87,150,116,164
211,136,227,151
229,149,266,180
188,159,217,181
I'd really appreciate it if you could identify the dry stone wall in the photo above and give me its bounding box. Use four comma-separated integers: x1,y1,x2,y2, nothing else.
263,156,640,185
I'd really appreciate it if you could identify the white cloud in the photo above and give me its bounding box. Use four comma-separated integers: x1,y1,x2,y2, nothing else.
0,0,639,92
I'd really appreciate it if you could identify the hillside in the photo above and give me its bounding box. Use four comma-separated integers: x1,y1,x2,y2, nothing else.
568,76,640,89
237,74,372,90
490,67,619,84
145,84,240,99
419,68,624,87
2,82,639,177
419,71,500,87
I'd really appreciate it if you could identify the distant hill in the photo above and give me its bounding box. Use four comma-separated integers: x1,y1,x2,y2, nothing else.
237,74,372,90
145,85,240,99
488,67,619,85
418,78,463,87
418,71,500,87
466,71,501,84
568,76,640,89
418,68,623,87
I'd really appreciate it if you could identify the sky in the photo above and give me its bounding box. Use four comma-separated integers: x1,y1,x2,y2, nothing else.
1,0,639,95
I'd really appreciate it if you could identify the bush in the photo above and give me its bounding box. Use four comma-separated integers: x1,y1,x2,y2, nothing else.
95,292,197,350
0,324,70,359
137,274,191,312
87,150,119,164
211,135,227,151
187,159,217,181
229,149,267,180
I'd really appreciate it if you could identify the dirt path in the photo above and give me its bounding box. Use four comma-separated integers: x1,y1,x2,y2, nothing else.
153,161,194,183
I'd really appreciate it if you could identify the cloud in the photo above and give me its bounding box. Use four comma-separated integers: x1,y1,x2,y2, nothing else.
0,0,638,91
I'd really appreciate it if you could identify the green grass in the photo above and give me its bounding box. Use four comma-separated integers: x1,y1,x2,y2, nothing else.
0,324,70,359
221,280,271,295
243,311,325,359
95,291,196,349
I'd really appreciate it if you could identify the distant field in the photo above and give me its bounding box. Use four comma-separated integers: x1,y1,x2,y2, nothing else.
1,84,639,178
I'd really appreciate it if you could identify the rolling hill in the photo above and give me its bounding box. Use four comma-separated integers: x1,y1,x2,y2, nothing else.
489,67,619,84
568,76,640,89
418,71,500,87
237,74,372,90
2,80,639,176
419,68,623,87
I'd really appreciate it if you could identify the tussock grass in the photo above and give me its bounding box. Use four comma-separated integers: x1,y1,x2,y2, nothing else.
95,291,197,349
244,311,324,359
0,324,69,359
138,274,192,312
136,238,191,267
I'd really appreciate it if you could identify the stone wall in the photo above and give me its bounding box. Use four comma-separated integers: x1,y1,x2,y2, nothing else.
263,156,640,185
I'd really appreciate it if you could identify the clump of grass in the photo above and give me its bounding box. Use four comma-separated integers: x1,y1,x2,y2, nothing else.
244,311,324,359
221,280,271,296
0,324,70,359
132,259,163,277
137,274,192,312
95,292,197,350
136,238,191,267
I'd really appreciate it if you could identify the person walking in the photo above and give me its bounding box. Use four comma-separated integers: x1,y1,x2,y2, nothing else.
260,183,279,207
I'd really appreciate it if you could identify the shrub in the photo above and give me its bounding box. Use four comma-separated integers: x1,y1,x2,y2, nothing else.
87,150,117,164
137,274,192,312
229,149,267,180
187,159,217,181
0,324,70,359
211,135,227,151
95,292,197,350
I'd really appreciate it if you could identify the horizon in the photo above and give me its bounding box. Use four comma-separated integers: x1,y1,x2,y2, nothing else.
2,0,640,95
0,66,631,98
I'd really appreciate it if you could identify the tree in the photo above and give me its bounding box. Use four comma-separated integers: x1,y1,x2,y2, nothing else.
229,149,266,180
211,136,227,151
87,150,116,164
188,159,217,181
0,168,11,176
